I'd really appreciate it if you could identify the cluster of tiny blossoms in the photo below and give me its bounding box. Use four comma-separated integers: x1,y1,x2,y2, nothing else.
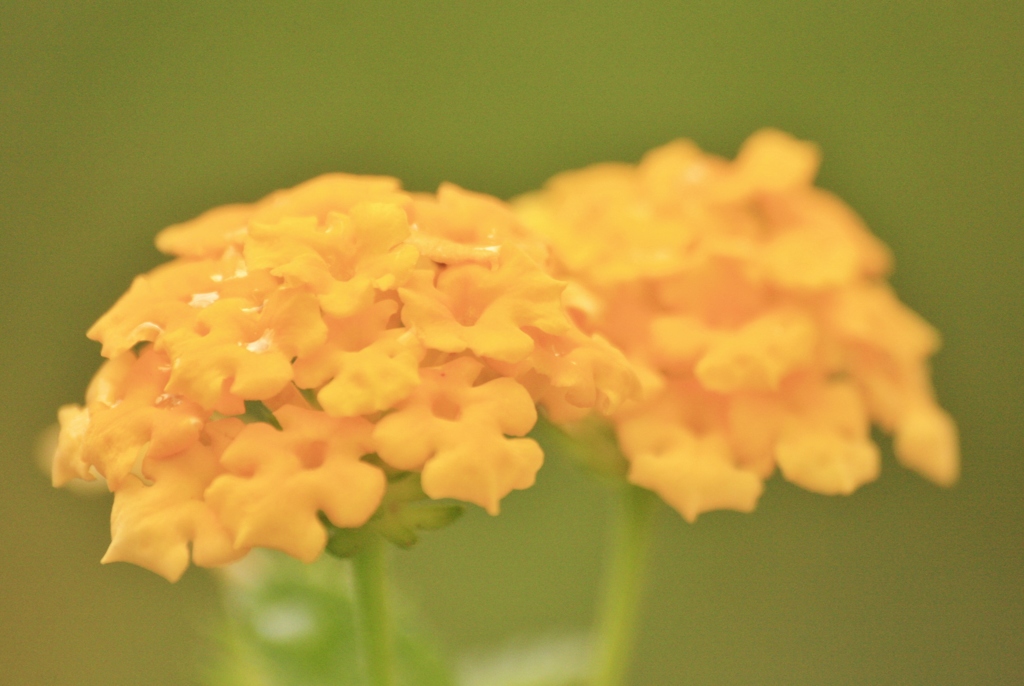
54,175,638,581
515,129,959,521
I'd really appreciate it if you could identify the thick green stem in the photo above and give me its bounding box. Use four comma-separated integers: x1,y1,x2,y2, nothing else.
351,536,394,686
592,483,658,686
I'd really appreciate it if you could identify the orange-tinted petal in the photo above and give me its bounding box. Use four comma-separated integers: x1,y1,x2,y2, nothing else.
695,308,818,393
620,415,763,522
101,419,247,582
894,402,960,486
80,348,206,489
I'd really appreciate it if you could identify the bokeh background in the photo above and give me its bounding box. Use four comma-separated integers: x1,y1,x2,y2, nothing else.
2,2,1021,684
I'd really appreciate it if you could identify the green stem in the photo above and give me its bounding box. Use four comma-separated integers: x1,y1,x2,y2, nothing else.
351,536,394,686
592,483,658,686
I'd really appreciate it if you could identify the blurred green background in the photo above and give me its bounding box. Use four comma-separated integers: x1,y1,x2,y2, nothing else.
2,1,1021,684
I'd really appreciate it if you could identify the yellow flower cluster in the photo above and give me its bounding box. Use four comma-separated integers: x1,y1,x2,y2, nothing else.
515,129,959,522
54,175,638,581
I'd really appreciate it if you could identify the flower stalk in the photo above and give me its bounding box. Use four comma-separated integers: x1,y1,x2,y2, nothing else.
351,535,394,686
592,483,658,686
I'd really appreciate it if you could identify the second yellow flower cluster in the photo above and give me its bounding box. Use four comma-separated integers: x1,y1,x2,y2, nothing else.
517,130,959,521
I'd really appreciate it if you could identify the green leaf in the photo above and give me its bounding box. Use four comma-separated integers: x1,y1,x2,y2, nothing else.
241,400,284,431
206,549,458,686
404,502,464,531
322,471,464,558
295,385,324,411
321,515,371,558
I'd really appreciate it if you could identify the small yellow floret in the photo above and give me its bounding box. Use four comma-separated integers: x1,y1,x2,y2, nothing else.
399,246,571,363
245,203,419,317
620,412,764,522
160,288,327,409
373,357,543,515
694,308,818,393
102,419,247,582
407,183,549,266
292,300,424,417
205,406,386,562
75,348,206,489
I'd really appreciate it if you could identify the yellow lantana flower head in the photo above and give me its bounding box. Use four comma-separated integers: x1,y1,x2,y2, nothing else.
515,129,959,522
56,175,639,580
